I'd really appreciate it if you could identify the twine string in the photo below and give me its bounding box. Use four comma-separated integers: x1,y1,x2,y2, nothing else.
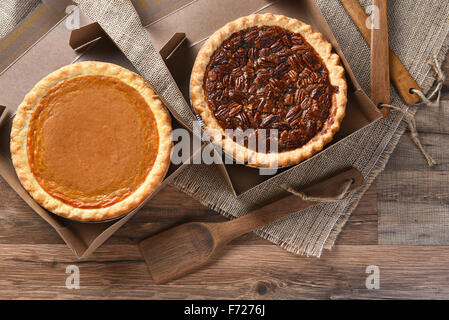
380,103,437,166
382,55,444,167
411,56,446,107
280,178,354,203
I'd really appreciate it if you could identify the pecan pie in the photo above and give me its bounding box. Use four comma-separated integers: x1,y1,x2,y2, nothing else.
10,62,172,222
190,14,347,167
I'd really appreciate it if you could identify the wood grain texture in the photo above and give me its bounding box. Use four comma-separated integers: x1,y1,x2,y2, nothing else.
0,179,376,246
2,244,449,299
377,55,449,246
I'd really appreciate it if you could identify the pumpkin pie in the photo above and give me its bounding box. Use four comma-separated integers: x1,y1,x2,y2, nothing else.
190,14,347,168
10,61,172,222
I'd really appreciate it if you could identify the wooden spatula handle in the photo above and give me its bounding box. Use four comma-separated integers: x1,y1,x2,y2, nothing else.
339,0,420,105
370,0,390,116
209,168,365,244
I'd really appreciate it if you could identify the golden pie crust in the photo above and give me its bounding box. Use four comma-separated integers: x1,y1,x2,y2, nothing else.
11,61,172,222
190,13,347,168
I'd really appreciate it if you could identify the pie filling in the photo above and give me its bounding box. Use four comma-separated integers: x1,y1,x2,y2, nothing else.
27,75,159,209
203,25,336,153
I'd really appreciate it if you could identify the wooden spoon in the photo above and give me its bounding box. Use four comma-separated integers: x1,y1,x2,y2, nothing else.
339,0,421,106
370,0,390,116
140,168,365,284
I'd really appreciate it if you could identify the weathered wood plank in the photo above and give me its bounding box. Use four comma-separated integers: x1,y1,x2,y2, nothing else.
413,100,449,136
379,201,449,245
0,180,377,245
383,130,449,172
0,178,65,244
1,244,449,299
379,170,449,203
335,182,378,245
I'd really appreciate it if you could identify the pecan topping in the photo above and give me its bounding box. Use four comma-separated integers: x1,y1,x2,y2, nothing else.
203,25,335,152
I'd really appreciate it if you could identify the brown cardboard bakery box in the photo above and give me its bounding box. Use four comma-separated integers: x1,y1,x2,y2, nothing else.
0,0,382,258
0,0,204,258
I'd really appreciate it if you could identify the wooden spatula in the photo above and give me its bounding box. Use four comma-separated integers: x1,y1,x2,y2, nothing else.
140,168,365,284
339,0,421,106
370,0,390,116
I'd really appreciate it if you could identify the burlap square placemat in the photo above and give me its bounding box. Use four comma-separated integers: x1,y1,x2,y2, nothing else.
2,0,448,257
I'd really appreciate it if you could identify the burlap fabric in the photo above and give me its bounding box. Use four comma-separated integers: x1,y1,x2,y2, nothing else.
0,0,41,39
2,0,448,257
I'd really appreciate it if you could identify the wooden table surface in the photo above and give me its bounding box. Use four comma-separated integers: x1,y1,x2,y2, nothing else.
0,56,447,300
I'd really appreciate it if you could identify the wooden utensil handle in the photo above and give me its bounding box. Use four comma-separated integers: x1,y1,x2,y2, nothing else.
210,168,365,243
370,0,390,116
339,0,420,105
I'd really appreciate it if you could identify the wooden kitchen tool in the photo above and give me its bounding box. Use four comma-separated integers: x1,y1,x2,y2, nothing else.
370,0,390,116
339,0,421,106
140,168,365,284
